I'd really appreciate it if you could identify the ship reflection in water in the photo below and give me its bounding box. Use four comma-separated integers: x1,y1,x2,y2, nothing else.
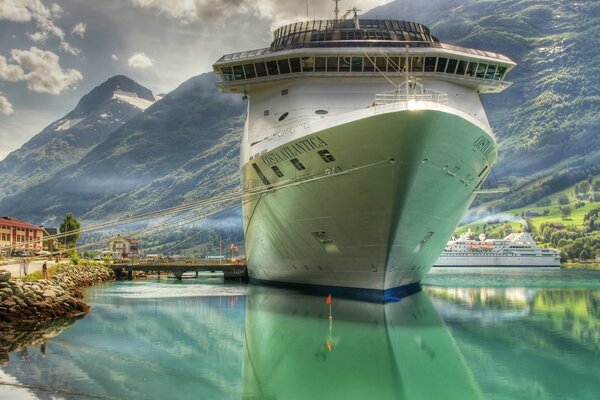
0,274,599,399
243,287,482,400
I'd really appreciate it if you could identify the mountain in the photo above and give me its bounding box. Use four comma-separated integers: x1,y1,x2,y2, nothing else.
366,0,600,212
3,0,600,226
0,73,245,224
0,75,155,203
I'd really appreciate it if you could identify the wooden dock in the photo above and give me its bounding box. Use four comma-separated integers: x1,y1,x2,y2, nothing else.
111,261,248,281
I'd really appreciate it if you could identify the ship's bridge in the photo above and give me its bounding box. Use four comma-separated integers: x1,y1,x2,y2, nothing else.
213,19,516,94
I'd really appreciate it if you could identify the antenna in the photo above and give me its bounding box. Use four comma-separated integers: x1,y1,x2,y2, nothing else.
333,0,341,20
306,0,309,19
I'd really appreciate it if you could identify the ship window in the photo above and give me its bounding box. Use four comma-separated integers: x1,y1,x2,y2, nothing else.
264,110,270,116
278,112,289,121
318,149,336,163
244,64,256,79
476,63,488,78
302,57,314,72
446,59,458,74
290,58,302,73
315,109,328,115
255,62,267,77
290,158,306,170
466,62,477,77
281,89,288,96
456,60,467,75
496,66,507,80
363,57,375,72
424,57,436,72
278,59,291,74
271,166,284,177
375,57,387,72
233,65,245,80
222,67,234,81
388,57,400,72
485,64,497,80
314,57,326,72
266,60,279,76
339,57,351,72
252,163,271,185
327,57,338,72
436,57,448,73
351,57,363,72
412,57,424,72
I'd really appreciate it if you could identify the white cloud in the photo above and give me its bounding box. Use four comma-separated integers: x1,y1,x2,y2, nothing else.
28,30,49,42
10,47,82,95
71,22,86,38
59,41,80,56
1,1,82,56
0,93,14,116
0,55,25,81
128,52,154,68
111,54,119,61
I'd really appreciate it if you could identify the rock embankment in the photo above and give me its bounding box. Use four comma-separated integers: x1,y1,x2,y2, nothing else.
0,264,115,326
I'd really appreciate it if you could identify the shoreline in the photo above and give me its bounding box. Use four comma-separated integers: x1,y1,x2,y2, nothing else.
0,263,115,328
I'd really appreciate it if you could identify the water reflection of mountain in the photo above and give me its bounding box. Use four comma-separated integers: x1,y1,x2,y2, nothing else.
427,286,600,399
0,283,247,400
243,287,483,400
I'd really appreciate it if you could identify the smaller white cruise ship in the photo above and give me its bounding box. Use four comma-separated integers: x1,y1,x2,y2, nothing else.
434,232,561,267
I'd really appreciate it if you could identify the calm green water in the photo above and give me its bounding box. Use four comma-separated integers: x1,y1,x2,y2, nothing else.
0,269,599,400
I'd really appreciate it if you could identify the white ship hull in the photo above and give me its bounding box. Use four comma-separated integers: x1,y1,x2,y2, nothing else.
242,103,496,296
434,255,560,267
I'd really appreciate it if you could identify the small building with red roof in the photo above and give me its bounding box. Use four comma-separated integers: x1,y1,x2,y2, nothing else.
0,216,45,254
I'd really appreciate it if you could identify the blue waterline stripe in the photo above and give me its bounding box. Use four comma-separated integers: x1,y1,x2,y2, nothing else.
249,277,422,303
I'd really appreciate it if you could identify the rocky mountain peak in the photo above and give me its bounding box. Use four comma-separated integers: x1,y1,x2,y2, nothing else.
71,75,155,116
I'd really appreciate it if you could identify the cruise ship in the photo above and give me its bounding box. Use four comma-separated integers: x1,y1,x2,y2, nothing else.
213,9,515,299
434,232,561,267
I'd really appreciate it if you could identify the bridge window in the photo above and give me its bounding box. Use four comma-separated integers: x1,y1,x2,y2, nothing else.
376,57,387,72
387,56,400,72
412,57,424,72
278,59,291,74
302,57,314,72
339,56,351,72
255,62,267,77
290,57,302,73
266,60,279,76
496,66,507,80
315,57,326,72
485,64,496,80
476,63,488,78
436,57,448,73
233,65,245,80
327,57,338,72
456,60,467,75
466,61,477,77
363,57,375,72
222,67,234,81
351,57,363,72
244,64,256,79
446,58,458,74
424,57,436,72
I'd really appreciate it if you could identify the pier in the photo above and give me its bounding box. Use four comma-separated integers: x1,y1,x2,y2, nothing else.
111,261,248,281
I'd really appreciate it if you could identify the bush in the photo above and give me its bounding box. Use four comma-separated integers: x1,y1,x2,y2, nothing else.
558,195,570,205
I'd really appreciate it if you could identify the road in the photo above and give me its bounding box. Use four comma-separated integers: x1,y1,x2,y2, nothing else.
0,259,61,278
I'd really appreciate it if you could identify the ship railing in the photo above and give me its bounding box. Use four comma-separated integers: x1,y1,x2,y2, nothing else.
373,89,448,106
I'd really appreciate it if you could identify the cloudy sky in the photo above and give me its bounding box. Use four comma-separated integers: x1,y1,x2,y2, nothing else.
0,0,392,160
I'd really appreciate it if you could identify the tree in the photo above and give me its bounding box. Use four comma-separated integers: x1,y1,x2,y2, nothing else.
584,208,600,232
560,206,572,220
558,195,570,205
60,213,81,249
